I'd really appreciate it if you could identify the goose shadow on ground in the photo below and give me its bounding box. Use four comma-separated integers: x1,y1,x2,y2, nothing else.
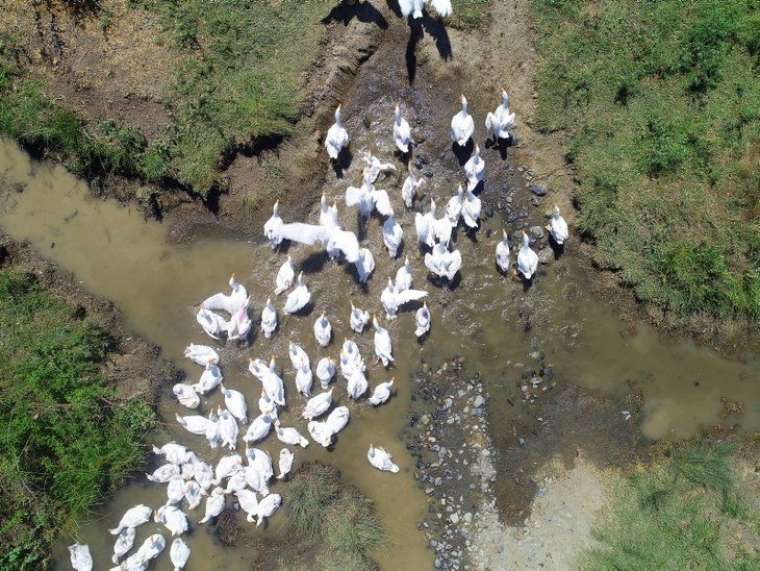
451,139,474,166
322,0,389,29
548,235,566,259
300,250,331,274
485,135,513,161
403,12,453,83
331,147,353,179
426,272,462,291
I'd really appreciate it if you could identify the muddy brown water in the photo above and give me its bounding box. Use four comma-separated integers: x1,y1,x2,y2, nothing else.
1,75,759,571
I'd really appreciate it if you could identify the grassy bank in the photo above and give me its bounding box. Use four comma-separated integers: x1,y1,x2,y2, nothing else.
0,271,155,570
532,0,760,321
583,443,760,569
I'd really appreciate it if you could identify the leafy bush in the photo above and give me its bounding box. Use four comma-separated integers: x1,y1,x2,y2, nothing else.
0,271,155,570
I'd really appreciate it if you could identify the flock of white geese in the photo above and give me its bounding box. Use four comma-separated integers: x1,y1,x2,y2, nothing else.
68,90,568,571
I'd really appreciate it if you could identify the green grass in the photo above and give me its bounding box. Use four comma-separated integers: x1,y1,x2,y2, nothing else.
583,444,760,570
0,271,155,570
532,0,760,321
284,463,384,571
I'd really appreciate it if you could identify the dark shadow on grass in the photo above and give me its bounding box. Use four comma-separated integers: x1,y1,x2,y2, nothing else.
301,251,331,274
321,0,388,29
331,146,353,179
422,14,453,60
405,20,424,84
385,0,403,18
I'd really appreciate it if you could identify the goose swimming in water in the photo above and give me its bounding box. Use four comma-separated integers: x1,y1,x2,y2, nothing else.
367,445,400,473
401,171,426,209
340,339,365,380
205,409,222,449
191,360,223,395
362,151,397,184
380,277,428,319
395,257,413,291
111,527,135,564
247,446,274,484
196,308,227,340
461,185,482,228
175,413,210,437
495,230,510,273
277,449,294,479
202,274,248,315
146,463,180,484
464,144,485,189
68,543,92,571
346,369,369,400
302,389,333,420
295,363,313,397
264,202,284,249
450,95,475,147
170,538,191,571
383,214,403,258
226,301,252,341
154,505,189,536
316,357,336,389
221,384,248,423
326,405,350,435
198,487,226,524
373,316,394,367
325,105,349,160
218,409,239,450
234,489,259,523
109,504,152,535
249,357,286,406
258,391,279,419
313,313,332,347
243,414,273,443
255,493,282,527
172,383,200,409
369,379,395,406
213,454,243,485
354,247,376,284
114,534,165,571
516,231,539,280
225,469,248,494
350,302,371,333
274,256,295,295
424,242,463,281
183,343,219,366
260,298,278,338
485,90,516,141
547,205,569,246
283,272,311,314
415,302,431,337
274,420,310,448
166,477,185,506
183,480,204,510
393,104,412,153
308,419,334,447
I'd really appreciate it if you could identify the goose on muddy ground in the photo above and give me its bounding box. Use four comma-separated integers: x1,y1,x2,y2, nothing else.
261,297,278,338
369,378,395,406
277,448,294,480
415,302,431,337
316,356,337,388
547,205,569,246
373,316,394,367
325,105,349,160
402,170,426,208
393,104,413,153
380,276,428,319
450,95,475,147
283,272,311,314
516,231,539,281
485,90,516,141
313,312,333,347
274,256,295,295
495,229,511,273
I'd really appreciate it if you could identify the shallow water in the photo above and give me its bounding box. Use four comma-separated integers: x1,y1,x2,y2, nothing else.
2,111,759,571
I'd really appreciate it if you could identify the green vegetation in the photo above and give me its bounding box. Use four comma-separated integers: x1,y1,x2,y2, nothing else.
0,271,155,570
583,444,760,569
449,0,492,30
284,463,384,571
532,0,760,320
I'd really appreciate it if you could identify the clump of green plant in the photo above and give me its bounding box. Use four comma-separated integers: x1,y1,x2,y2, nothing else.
583,443,760,569
0,271,156,570
532,0,760,321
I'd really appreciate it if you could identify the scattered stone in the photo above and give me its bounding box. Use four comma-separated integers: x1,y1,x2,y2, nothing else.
530,184,547,196
529,226,545,241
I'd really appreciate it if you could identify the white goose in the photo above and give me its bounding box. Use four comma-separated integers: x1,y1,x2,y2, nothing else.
152,442,191,465
213,454,243,484
170,538,191,571
446,184,465,227
485,90,516,140
415,198,437,248
202,274,248,314
109,504,152,535
326,405,350,435
495,230,510,272
166,477,185,506
264,202,284,249
393,104,412,153
295,363,313,398
325,105,349,159
196,308,227,340
68,544,92,571
235,489,259,523
175,413,210,437
346,180,394,218
283,272,311,314
289,342,310,370
303,389,333,420
316,357,336,389
129,534,165,567
346,370,369,400
274,256,295,295
313,312,332,347
255,493,282,527
198,487,226,524
172,383,200,409
450,95,475,147
340,339,365,380
258,391,279,419
205,409,222,449
154,505,188,536
367,445,400,473
146,463,180,484
183,480,204,510
274,420,310,448
383,214,403,258
395,256,413,291
464,144,485,189
424,242,462,281
380,277,428,319
547,205,569,245
218,409,239,450
361,151,397,184
226,301,252,342
369,379,395,406
401,171,426,209
415,302,431,337
354,247,376,284
249,357,286,406
111,527,135,564
350,302,371,333
461,185,482,228
183,344,219,366
191,360,223,395
243,414,273,444
308,419,334,448
260,298,278,338
373,316,394,367
516,231,539,280
277,449,294,480
221,384,248,423
319,194,339,228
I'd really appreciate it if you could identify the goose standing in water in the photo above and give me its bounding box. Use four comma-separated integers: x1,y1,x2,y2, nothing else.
258,392,279,419
111,527,135,564
354,247,376,284
170,538,191,571
226,300,252,342
373,316,394,367
146,463,180,484
424,242,462,282
383,214,404,259
295,363,314,397
165,477,185,506
283,272,311,314
485,90,516,141
516,231,539,280
340,339,365,379
172,383,200,409
547,205,569,246
302,389,333,420
152,442,191,465
130,534,166,567
255,493,282,527
393,104,412,153
205,409,222,449
183,343,219,366
218,409,239,450
461,185,482,228
380,277,428,319
261,298,278,338
496,230,510,273
369,379,395,406
175,413,210,437
316,357,336,388
191,360,223,395
325,105,349,160
346,369,369,400
183,480,204,510
277,449,294,480
395,257,414,291
274,256,295,295
264,202,284,249
202,274,248,314
326,405,350,435
221,384,247,423
109,504,152,535
274,420,310,447
415,303,431,337
196,308,227,340
319,194,339,228
464,144,486,189
154,505,189,536
198,487,226,524
308,419,334,447
249,357,286,406
234,489,260,523
350,302,371,333
367,445,400,473
68,543,92,571
313,313,332,347
401,171,425,208
450,95,475,147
